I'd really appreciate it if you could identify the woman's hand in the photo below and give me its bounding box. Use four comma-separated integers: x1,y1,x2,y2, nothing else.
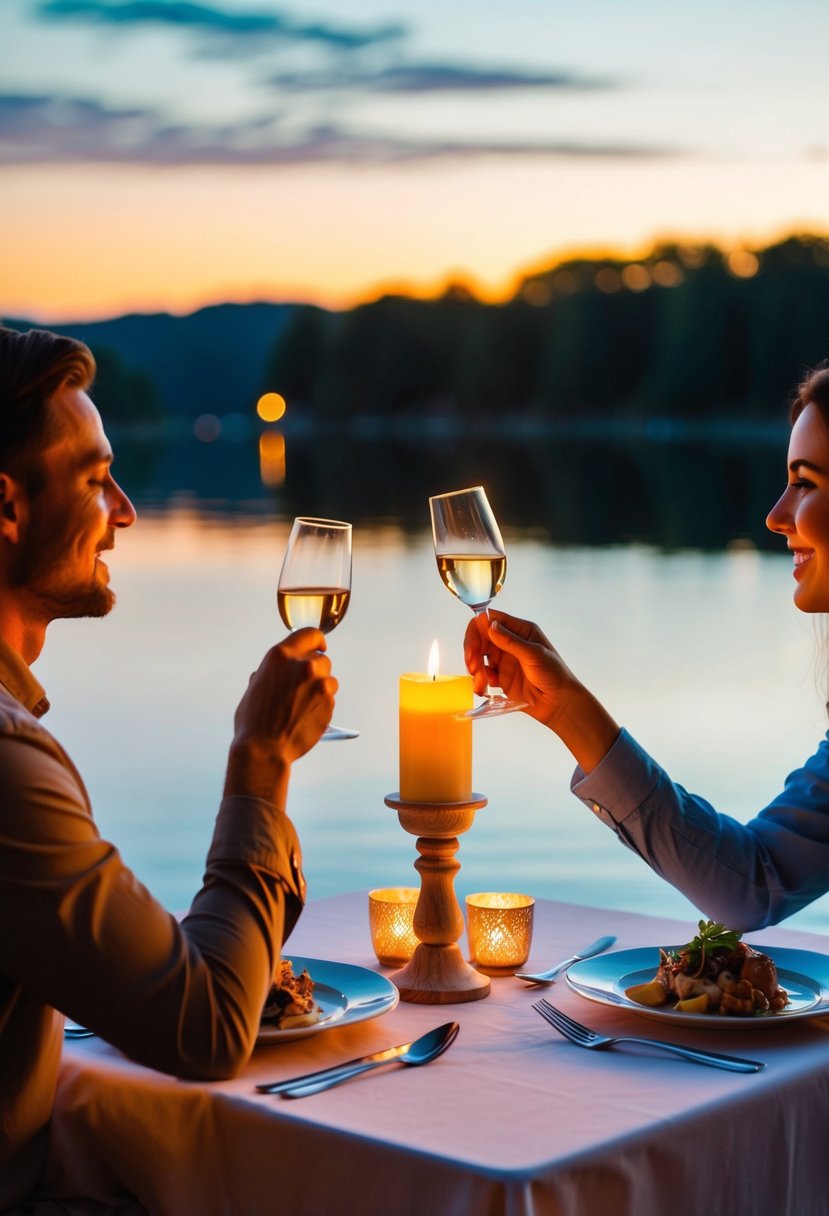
464,609,620,772
224,628,337,802
464,610,574,729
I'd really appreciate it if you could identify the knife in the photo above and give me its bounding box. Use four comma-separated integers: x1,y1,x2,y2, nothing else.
255,1021,458,1096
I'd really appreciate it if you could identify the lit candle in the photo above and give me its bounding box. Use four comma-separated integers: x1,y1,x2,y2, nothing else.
465,893,535,975
368,887,420,966
399,640,473,803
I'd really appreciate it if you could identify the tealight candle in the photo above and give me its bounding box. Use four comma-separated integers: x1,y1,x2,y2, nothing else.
465,893,535,976
399,641,473,804
368,887,420,966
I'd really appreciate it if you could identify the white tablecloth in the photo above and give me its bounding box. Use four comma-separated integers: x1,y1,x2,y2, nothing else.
41,893,829,1216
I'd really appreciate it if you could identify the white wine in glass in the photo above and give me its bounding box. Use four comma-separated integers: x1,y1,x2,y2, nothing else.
429,486,527,719
277,516,358,741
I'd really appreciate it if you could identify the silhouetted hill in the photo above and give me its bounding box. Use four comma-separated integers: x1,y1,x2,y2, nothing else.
8,302,295,418
8,232,829,432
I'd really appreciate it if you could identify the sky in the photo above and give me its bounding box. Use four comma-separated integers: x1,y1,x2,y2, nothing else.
1,0,829,321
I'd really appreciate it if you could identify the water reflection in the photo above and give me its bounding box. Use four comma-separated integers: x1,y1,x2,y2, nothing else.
114,426,787,552
40,514,829,935
259,431,286,487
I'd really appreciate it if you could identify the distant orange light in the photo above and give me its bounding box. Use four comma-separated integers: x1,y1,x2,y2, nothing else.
652,260,683,287
595,267,622,294
552,269,578,295
727,250,760,278
521,279,553,307
256,392,286,422
677,245,708,269
621,264,651,292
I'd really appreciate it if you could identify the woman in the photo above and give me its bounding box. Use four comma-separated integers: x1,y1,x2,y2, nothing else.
465,364,829,930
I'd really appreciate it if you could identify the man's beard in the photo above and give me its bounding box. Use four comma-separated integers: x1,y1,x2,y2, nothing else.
11,518,116,620
31,581,115,620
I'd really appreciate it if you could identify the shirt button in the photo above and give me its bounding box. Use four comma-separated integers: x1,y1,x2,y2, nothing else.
291,849,307,901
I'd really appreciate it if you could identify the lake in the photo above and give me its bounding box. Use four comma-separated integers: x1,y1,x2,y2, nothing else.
32,434,829,938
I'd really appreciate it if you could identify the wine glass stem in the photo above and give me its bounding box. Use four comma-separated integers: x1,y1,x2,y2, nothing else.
473,606,504,701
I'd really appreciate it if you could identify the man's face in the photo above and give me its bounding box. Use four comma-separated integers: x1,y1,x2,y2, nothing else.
10,384,137,620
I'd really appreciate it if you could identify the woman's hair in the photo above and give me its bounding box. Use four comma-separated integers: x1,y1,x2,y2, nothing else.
792,362,829,716
0,326,96,478
790,361,829,426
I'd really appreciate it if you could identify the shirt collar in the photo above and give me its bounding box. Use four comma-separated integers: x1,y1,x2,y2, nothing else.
0,636,50,717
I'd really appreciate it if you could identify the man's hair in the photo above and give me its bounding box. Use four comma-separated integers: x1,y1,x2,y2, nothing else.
0,326,96,476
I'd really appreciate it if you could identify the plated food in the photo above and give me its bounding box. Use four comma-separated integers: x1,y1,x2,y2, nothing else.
256,956,399,1044
566,938,827,1029
262,959,324,1030
625,920,790,1017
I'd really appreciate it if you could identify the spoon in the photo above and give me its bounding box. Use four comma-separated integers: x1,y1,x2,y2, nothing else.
256,1021,460,1098
515,935,617,985
64,1024,95,1040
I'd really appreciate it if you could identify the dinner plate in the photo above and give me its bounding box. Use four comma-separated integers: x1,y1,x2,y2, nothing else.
566,944,829,1029
257,956,399,1044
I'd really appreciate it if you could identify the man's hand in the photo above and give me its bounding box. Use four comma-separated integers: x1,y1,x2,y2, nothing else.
224,628,337,804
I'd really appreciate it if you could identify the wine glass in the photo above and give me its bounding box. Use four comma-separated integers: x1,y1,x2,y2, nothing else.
429,486,527,719
277,516,358,741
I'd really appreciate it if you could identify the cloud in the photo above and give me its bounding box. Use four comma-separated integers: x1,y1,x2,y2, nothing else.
34,2,608,92
11,4,636,166
0,93,153,159
36,0,406,51
269,61,611,95
0,92,674,166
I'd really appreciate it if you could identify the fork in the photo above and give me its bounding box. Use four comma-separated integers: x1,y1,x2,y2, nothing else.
532,1000,764,1073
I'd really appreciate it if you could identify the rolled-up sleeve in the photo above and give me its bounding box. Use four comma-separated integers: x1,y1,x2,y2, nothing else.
571,727,829,930
0,724,306,1082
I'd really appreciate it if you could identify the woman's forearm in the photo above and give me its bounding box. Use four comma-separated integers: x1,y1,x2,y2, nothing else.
553,682,621,774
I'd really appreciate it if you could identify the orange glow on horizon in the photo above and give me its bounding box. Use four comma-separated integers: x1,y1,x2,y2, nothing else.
5,223,825,324
2,160,828,323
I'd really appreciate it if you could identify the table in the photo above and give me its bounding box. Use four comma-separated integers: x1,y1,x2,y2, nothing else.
40,894,829,1216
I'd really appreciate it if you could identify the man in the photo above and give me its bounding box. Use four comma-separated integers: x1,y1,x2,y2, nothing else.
0,327,336,1206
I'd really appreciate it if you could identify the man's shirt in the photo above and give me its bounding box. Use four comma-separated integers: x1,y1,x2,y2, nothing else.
0,638,305,1207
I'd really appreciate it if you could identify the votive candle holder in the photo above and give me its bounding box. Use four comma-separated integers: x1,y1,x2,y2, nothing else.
465,893,535,976
368,887,421,967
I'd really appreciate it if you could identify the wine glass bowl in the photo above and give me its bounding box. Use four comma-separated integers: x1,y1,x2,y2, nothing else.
435,552,506,613
277,587,350,635
429,487,526,719
278,516,358,741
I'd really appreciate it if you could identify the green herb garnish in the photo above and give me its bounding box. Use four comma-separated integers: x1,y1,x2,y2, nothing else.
675,920,742,977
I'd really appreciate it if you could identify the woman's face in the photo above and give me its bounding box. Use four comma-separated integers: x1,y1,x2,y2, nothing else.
767,402,829,612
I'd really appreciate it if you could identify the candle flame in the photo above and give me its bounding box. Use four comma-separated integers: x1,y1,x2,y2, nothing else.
428,639,440,680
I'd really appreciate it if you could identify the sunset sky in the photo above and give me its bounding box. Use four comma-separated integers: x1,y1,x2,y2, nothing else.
2,0,828,322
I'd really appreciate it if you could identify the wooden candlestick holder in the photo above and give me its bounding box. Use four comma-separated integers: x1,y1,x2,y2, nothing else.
384,792,491,1004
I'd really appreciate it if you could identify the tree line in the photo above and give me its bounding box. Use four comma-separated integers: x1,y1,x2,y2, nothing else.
265,234,829,426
